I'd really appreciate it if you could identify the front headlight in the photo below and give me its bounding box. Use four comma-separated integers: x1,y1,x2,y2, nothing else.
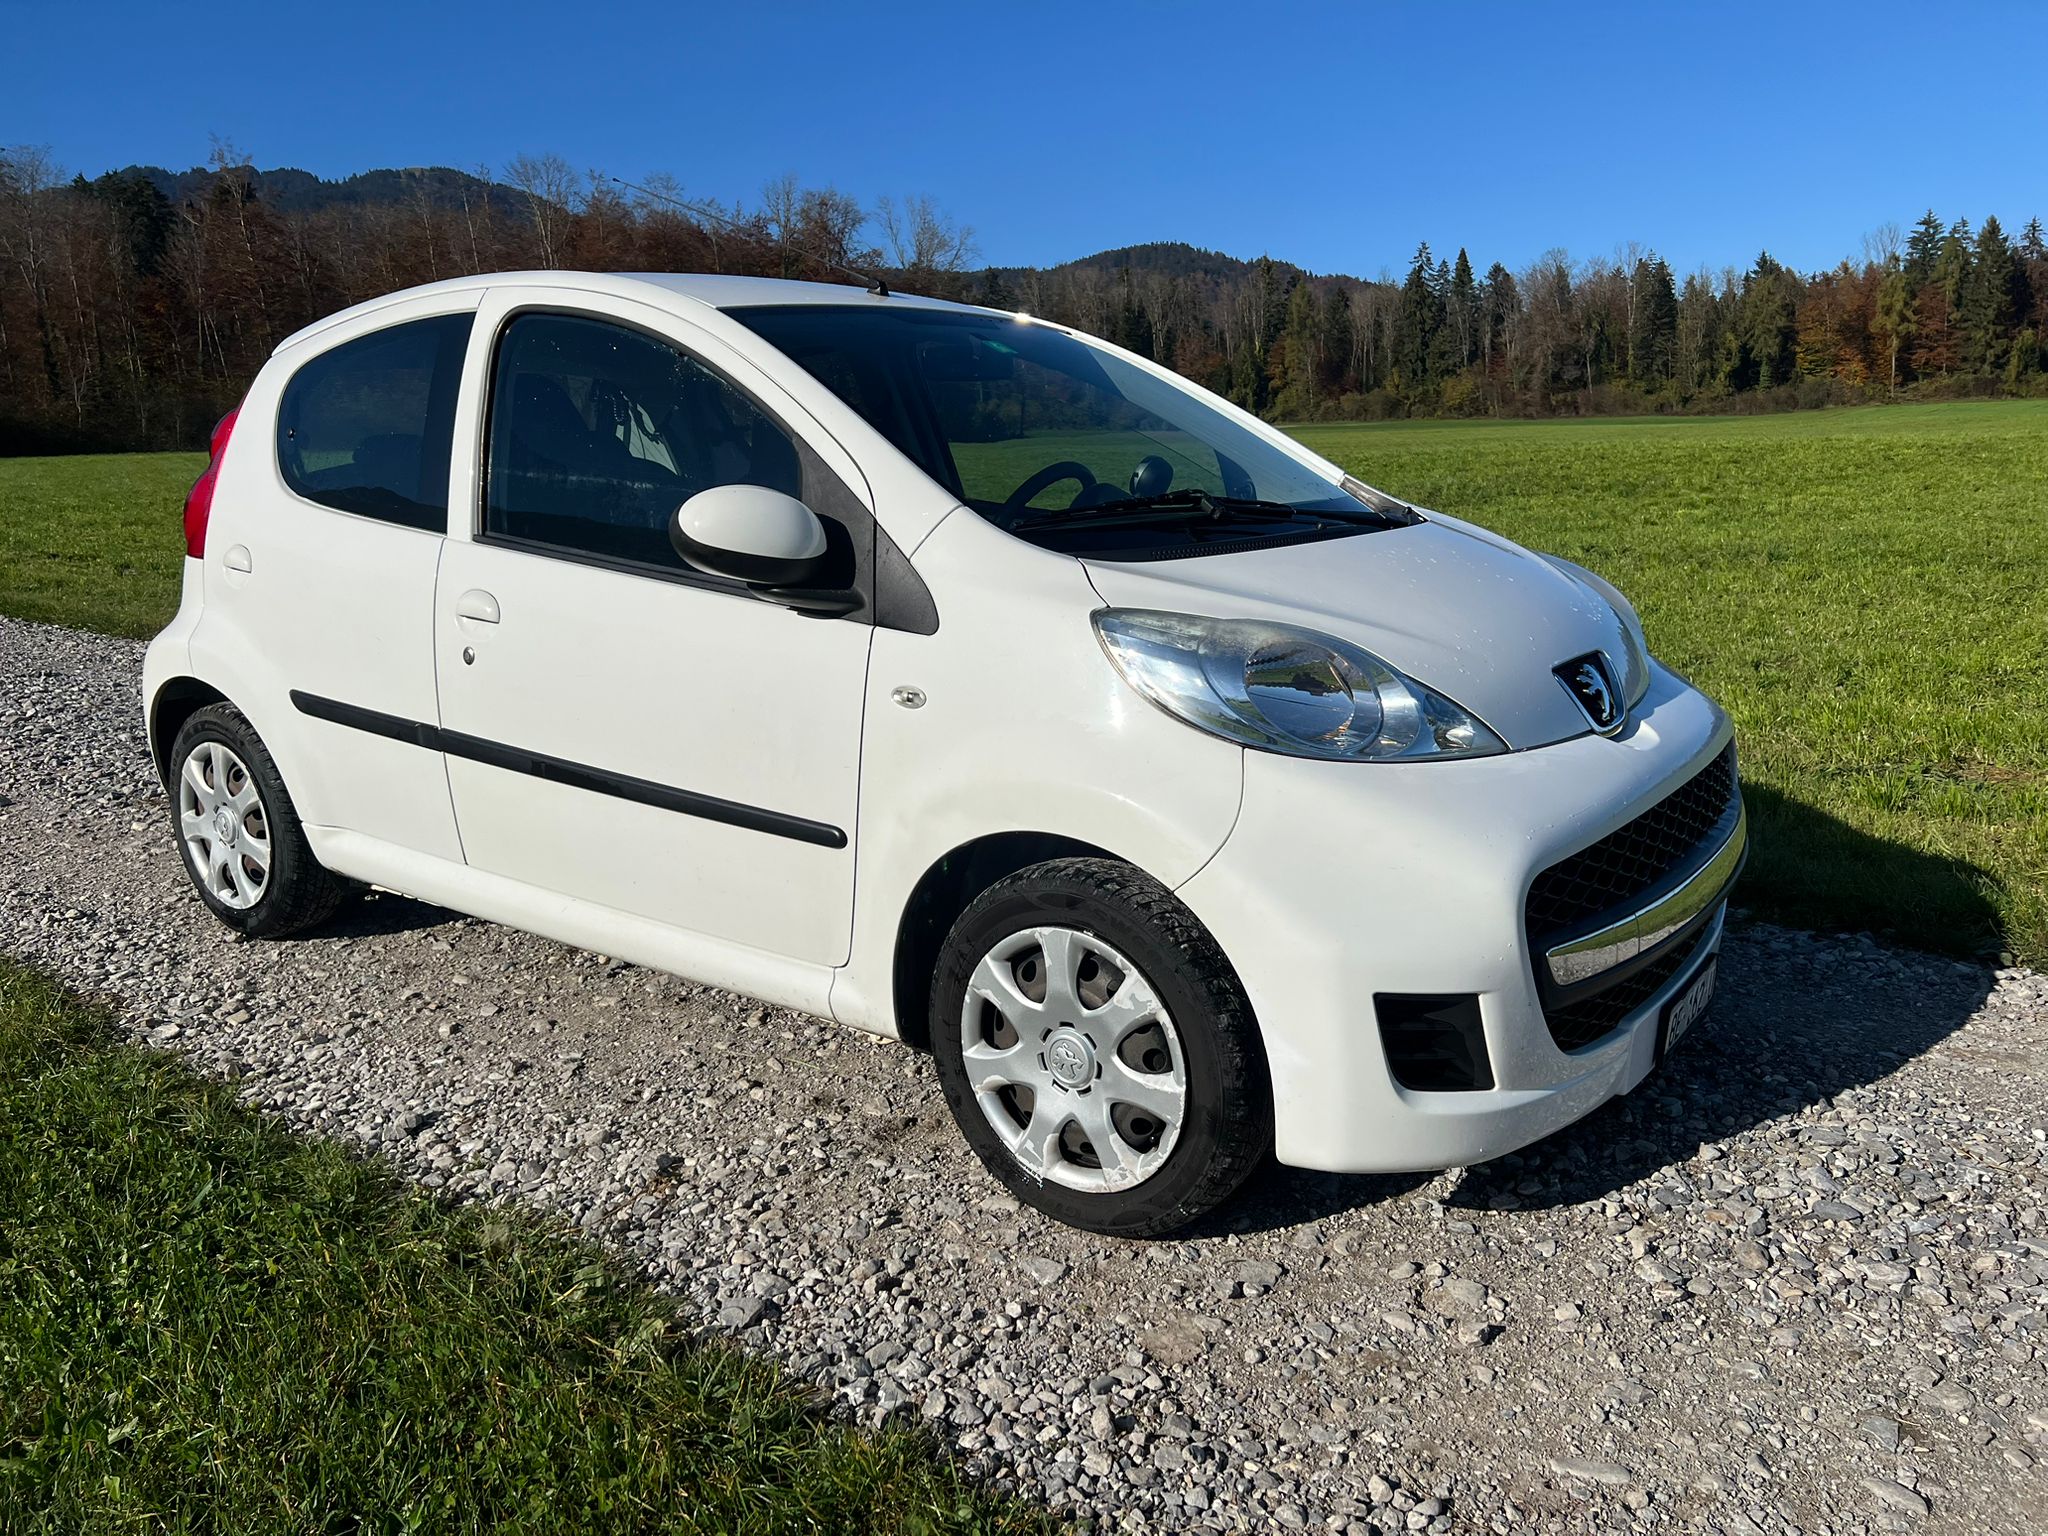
1093,609,1506,761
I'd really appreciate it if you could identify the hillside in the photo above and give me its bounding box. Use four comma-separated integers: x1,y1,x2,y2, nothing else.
112,161,523,216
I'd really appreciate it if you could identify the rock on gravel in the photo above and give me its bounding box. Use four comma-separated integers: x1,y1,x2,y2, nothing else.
5,615,2048,1535
1862,1476,1931,1516
1014,1256,1069,1287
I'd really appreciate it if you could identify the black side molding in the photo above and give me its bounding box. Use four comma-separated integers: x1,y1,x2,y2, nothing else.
291,690,437,749
288,690,848,850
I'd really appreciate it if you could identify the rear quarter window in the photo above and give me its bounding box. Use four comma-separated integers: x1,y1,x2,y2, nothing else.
276,313,474,532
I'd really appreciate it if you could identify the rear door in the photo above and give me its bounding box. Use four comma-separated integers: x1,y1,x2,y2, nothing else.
431,290,872,966
192,304,474,861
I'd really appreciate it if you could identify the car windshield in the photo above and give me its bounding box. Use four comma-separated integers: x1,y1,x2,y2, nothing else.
727,305,1397,556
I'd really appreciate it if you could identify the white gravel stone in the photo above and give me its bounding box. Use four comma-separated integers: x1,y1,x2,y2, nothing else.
1013,1256,1068,1286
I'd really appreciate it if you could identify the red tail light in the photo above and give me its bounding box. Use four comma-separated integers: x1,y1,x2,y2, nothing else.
183,406,241,559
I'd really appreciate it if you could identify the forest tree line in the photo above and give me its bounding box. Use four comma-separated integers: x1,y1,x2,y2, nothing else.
2,146,2044,453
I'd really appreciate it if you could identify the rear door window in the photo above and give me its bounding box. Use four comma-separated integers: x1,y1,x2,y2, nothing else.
276,313,474,533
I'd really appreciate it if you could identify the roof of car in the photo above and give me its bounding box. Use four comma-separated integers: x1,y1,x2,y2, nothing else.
275,271,995,354
618,272,981,312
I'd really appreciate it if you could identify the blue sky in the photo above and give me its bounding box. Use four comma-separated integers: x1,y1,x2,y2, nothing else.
10,0,2040,277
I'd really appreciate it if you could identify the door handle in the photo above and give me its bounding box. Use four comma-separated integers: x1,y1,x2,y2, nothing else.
455,589,500,624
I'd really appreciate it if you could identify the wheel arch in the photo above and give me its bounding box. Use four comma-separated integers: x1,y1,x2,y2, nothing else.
148,676,231,789
890,831,1125,1051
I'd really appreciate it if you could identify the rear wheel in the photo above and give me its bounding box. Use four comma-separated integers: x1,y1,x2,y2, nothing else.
170,703,344,938
930,858,1271,1236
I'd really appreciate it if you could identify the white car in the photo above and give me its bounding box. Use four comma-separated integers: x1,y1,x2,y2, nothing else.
144,272,1744,1235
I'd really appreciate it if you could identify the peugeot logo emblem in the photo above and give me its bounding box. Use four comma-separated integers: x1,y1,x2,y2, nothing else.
1044,1031,1096,1089
1556,653,1623,734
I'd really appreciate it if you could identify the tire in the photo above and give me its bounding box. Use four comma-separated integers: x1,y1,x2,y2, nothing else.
930,857,1271,1237
168,702,345,939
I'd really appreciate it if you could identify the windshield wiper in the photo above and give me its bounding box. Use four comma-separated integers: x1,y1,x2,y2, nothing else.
1012,488,1384,532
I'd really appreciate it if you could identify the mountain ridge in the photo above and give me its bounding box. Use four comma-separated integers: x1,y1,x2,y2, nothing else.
99,163,1341,283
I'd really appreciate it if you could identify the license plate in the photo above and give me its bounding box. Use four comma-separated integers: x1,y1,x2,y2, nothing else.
1658,956,1718,1061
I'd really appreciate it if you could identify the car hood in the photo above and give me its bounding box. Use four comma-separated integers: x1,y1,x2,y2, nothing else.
1080,513,1629,750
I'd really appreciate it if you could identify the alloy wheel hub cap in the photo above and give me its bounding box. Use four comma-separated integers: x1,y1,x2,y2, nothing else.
178,740,271,911
958,925,1188,1194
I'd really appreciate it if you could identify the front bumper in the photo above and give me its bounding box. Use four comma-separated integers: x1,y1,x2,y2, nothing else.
1177,662,1738,1173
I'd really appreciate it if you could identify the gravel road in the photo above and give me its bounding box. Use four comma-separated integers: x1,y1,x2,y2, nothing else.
4,614,2046,1535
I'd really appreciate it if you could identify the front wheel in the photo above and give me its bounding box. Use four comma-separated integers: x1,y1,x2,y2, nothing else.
930,858,1271,1236
169,702,344,938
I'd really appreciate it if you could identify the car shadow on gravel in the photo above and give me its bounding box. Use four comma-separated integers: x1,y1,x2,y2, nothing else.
1190,1167,1439,1239
320,889,460,940
1445,934,1994,1214
1448,792,2000,1213
1216,794,2001,1231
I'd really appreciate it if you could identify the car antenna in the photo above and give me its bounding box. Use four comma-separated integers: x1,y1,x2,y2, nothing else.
606,175,890,297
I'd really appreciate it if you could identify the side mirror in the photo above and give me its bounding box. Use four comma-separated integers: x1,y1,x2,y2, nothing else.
669,484,827,588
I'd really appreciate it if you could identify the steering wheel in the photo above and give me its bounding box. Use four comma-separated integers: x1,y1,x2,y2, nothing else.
1005,461,1096,510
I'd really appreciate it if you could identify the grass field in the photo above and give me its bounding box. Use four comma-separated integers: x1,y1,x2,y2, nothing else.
0,450,200,639
0,958,1048,1534
0,401,2042,962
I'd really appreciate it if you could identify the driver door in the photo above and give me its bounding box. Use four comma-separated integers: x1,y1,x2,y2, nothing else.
434,290,873,966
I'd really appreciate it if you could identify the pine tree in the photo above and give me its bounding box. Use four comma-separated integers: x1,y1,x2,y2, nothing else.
1739,252,1797,389
1275,280,1320,410
85,169,175,279
1258,258,1293,352
1318,285,1353,396
2020,218,2048,377
1962,215,2021,374
1110,267,1154,359
1934,227,1972,308
1912,231,1972,376
1394,242,1443,385
1628,257,1679,384
978,268,1015,311
1427,258,1459,377
1481,263,1518,374
1448,249,1478,369
1904,211,1944,285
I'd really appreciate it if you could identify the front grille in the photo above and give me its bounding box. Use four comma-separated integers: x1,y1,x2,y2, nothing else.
1527,742,1739,1054
1526,742,1738,945
1545,931,1710,1052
